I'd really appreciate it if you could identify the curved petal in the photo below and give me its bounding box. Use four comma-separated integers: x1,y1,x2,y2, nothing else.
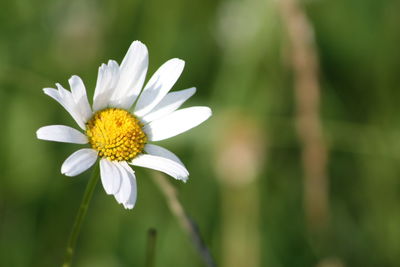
36,125,88,144
113,162,131,204
141,87,196,123
144,144,184,166
110,41,148,109
134,58,185,117
43,85,86,130
93,60,120,111
114,162,137,209
130,154,188,182
61,149,98,177
68,75,92,122
143,106,212,141
99,159,122,195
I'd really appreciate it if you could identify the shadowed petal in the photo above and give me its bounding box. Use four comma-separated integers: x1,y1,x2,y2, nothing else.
134,58,184,117
130,154,188,182
110,41,148,109
43,85,86,129
99,159,122,195
93,60,120,111
141,87,196,123
68,75,92,122
114,162,137,209
61,149,98,176
144,144,185,166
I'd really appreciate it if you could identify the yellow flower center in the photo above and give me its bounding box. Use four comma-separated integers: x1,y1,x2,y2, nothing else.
86,108,147,161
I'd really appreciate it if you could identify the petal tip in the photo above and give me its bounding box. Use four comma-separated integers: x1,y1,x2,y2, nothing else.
36,128,43,139
174,58,185,67
60,168,69,176
203,107,213,119
124,203,135,209
42,87,55,95
68,75,81,85
130,40,148,51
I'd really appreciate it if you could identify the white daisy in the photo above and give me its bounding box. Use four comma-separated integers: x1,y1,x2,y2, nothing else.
36,41,211,209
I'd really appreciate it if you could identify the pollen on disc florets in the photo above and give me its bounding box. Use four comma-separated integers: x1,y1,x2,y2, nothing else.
86,108,147,161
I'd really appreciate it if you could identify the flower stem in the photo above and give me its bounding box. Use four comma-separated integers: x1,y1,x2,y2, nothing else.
62,164,100,267
145,228,157,267
151,172,216,267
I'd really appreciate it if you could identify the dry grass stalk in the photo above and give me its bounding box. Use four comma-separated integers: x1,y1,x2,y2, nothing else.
278,0,330,231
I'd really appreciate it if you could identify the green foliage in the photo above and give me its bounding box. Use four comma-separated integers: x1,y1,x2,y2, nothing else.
0,0,399,266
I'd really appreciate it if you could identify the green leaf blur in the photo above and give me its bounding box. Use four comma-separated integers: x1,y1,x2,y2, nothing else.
0,0,399,266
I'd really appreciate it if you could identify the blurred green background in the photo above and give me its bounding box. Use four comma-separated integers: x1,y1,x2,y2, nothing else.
1,0,400,266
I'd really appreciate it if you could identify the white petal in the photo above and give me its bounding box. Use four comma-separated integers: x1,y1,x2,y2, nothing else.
99,159,122,195
110,41,148,109
93,60,120,111
43,86,86,130
141,87,196,123
114,162,137,209
144,144,184,166
56,83,88,127
143,106,212,141
113,162,131,204
130,154,188,182
36,125,88,144
61,149,98,177
68,75,92,122
134,58,185,117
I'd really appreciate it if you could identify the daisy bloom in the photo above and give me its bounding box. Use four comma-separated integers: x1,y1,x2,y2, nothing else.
36,41,211,209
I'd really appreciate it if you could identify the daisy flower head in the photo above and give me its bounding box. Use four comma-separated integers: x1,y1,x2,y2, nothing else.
37,41,211,209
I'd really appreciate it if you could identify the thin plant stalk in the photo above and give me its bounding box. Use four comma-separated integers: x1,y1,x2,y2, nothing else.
278,0,330,231
145,228,157,267
151,172,216,267
62,164,100,267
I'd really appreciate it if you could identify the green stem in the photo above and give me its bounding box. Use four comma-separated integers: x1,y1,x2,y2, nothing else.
145,228,157,267
62,164,100,267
